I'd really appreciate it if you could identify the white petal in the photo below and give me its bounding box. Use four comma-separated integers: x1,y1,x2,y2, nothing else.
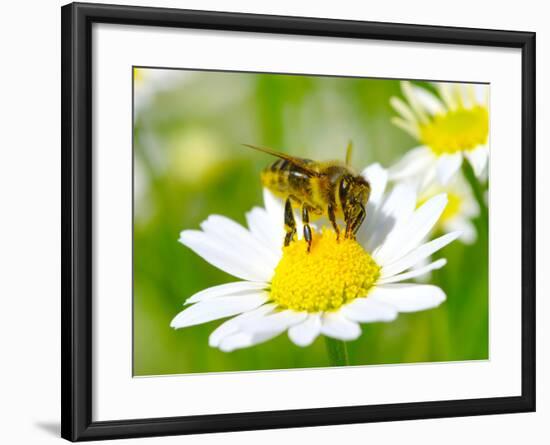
240,310,307,334
340,298,398,323
217,309,307,351
320,313,361,341
218,332,254,352
369,284,446,312
388,146,434,181
261,188,310,239
218,329,281,352
186,281,267,304
377,182,418,226
288,314,322,347
170,293,268,329
361,163,388,209
391,117,420,139
410,85,445,115
246,207,283,255
209,303,275,347
459,220,477,244
473,84,489,106
373,193,448,265
263,188,284,221
379,258,447,283
465,146,489,178
201,214,279,267
364,183,417,252
179,230,273,282
464,84,477,108
381,231,460,278
407,255,431,283
436,153,463,185
445,218,477,245
437,83,457,110
461,193,480,218
390,96,418,124
401,81,429,123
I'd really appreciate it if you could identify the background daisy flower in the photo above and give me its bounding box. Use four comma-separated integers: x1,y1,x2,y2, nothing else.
403,172,481,284
389,81,489,187
171,164,460,353
416,172,480,244
134,67,189,112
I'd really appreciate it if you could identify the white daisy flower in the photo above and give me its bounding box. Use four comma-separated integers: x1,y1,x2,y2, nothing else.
416,172,480,244
171,164,460,352
389,81,489,187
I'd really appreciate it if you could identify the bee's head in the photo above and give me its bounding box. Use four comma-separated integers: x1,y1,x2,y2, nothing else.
338,174,371,209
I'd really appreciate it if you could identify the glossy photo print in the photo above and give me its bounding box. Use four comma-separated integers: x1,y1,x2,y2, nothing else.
133,68,489,376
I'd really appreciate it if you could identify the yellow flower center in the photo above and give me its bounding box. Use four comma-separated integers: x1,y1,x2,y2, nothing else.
440,192,462,222
270,229,380,312
418,192,463,228
420,105,488,155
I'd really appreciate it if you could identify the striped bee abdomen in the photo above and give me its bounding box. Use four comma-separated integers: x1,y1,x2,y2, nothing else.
260,159,315,206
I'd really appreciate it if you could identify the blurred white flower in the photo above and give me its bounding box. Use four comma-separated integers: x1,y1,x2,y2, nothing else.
171,165,460,352
416,172,480,245
167,129,224,185
134,67,190,111
389,81,489,187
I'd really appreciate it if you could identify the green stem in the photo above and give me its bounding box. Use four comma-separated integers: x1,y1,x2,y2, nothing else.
461,161,488,239
324,337,350,366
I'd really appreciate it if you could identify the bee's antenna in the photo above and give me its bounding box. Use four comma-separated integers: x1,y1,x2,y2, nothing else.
345,140,353,166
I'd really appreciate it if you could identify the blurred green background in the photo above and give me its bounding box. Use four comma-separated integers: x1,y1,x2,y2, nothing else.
133,68,488,376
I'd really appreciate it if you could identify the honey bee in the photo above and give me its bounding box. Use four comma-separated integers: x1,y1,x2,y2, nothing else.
244,142,371,252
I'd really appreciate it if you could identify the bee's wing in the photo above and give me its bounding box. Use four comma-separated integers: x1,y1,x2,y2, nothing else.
242,144,319,176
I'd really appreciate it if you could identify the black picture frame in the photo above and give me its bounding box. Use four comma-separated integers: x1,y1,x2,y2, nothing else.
61,2,536,441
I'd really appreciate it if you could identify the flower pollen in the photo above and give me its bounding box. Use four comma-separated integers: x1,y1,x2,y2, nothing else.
420,105,488,155
270,229,380,313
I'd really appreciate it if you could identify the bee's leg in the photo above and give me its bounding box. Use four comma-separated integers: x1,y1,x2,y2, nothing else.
345,203,366,239
327,196,340,241
284,198,297,247
302,204,313,253
327,202,340,241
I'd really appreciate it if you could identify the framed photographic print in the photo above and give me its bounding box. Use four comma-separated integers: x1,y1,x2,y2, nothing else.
61,2,536,441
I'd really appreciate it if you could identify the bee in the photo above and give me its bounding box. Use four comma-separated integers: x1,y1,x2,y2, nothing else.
244,142,371,252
